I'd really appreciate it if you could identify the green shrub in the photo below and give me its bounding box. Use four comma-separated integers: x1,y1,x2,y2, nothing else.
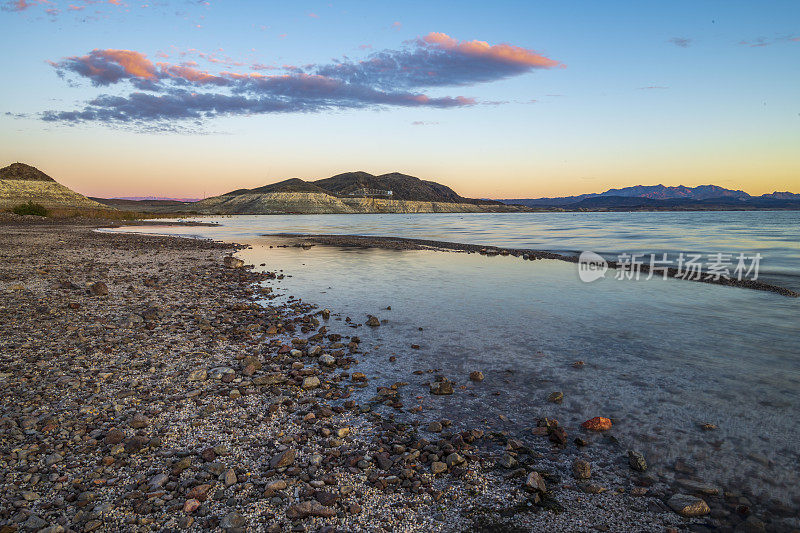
11,201,50,217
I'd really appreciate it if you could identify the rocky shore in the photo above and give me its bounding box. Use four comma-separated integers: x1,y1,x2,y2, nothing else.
0,217,792,532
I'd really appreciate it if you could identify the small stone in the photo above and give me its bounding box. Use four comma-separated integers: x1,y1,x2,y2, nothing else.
427,421,443,433
572,459,591,479
667,494,711,517
366,316,380,327
469,371,484,382
302,376,320,389
319,354,335,366
628,450,647,472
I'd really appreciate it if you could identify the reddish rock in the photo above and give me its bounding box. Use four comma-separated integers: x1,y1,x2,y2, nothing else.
581,417,612,431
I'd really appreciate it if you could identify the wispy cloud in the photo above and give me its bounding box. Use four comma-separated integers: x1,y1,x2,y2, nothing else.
41,33,562,129
738,34,800,47
667,37,692,48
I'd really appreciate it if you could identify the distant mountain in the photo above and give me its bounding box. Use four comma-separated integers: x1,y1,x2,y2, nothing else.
114,196,201,202
195,171,519,214
1,163,108,210
760,191,800,200
500,184,800,209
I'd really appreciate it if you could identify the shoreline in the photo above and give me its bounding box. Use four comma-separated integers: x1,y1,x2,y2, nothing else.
0,220,791,532
266,233,800,298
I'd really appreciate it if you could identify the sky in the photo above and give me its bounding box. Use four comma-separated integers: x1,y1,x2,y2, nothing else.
0,1,798,199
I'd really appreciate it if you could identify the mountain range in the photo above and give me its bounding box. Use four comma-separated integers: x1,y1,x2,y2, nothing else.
500,184,800,208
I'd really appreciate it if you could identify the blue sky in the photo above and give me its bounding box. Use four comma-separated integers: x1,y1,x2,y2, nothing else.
1,0,798,198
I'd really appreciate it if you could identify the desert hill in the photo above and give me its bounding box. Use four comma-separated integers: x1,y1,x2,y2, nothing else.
0,163,108,210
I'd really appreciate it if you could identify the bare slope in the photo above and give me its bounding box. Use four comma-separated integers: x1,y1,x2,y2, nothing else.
0,163,108,210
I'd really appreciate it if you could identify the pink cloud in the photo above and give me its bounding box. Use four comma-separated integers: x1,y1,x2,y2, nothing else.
421,32,561,69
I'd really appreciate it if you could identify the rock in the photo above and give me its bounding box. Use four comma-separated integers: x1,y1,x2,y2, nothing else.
427,421,443,433
187,483,212,502
319,354,336,366
183,499,201,513
308,345,322,356
581,417,612,431
187,368,207,382
223,468,237,487
220,511,246,530
366,316,380,327
286,501,336,519
628,450,647,472
104,428,125,446
209,366,235,379
302,376,320,389
223,256,244,269
270,449,297,469
429,380,454,395
547,391,564,403
431,461,448,474
89,281,108,296
129,413,150,429
572,459,591,479
445,453,464,468
497,454,518,469
23,515,48,531
265,480,287,493
525,471,547,493
667,494,710,517
675,478,720,496
148,473,168,489
241,356,262,373
45,452,63,466
469,371,484,382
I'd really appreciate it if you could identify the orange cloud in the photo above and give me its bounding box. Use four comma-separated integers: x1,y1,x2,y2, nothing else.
95,49,157,79
422,32,561,68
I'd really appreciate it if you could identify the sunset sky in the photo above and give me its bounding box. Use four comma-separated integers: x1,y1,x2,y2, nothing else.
1,1,798,199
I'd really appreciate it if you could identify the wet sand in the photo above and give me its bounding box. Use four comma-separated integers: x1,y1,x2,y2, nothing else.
0,216,783,532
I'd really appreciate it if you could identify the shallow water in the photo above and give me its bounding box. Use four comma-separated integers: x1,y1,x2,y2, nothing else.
111,211,800,507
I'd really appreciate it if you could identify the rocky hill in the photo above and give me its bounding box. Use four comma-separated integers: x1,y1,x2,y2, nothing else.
194,172,521,214
0,163,108,210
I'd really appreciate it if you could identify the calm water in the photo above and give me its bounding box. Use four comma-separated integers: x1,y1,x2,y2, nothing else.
111,211,800,507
